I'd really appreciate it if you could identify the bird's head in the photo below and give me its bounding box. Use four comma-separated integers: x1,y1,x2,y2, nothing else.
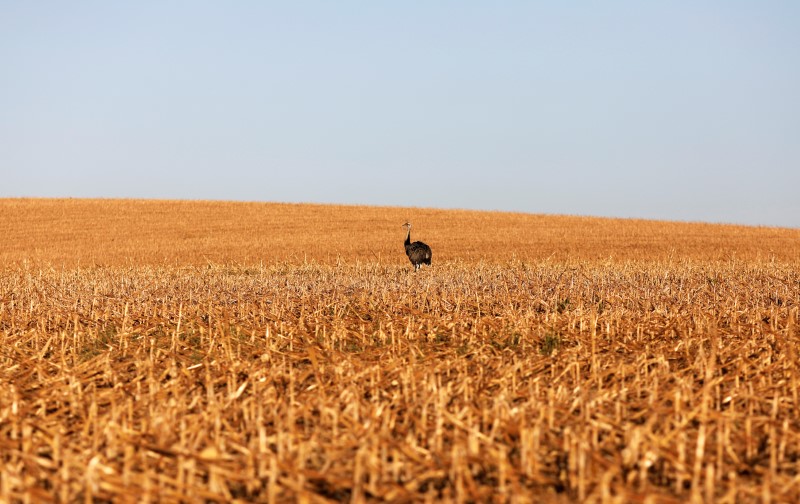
402,222,411,229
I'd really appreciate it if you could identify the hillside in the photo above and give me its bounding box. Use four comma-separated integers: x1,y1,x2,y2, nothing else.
1,198,798,266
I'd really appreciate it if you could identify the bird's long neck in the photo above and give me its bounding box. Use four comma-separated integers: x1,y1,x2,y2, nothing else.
404,227,411,246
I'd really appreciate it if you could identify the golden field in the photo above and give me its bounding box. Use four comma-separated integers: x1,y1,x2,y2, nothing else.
1,198,798,266
1,198,800,503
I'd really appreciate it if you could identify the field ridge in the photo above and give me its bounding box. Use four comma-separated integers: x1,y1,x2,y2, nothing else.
1,197,798,266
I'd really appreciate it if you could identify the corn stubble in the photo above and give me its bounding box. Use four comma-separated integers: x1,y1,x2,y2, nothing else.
1,200,800,502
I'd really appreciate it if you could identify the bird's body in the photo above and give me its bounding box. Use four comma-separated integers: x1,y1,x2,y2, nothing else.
403,222,432,271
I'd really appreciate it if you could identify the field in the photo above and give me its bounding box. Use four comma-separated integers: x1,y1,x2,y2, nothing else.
1,198,800,503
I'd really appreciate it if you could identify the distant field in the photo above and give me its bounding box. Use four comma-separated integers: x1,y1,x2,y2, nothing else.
1,199,799,502
1,198,798,266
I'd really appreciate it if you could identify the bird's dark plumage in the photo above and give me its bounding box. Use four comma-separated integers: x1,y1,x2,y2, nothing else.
403,222,432,271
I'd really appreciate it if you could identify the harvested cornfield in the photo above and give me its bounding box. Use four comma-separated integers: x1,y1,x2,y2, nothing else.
1,198,798,266
1,199,800,502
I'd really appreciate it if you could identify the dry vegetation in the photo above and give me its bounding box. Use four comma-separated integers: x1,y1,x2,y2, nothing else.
1,198,800,502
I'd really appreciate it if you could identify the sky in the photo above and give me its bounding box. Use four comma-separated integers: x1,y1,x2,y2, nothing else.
2,2,799,228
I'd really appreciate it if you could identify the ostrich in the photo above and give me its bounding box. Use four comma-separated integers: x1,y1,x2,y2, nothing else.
402,222,432,271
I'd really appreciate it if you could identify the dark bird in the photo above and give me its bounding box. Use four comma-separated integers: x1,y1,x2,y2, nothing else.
402,222,432,271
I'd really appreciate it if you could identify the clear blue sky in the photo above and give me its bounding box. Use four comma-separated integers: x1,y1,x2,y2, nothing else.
2,2,798,228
